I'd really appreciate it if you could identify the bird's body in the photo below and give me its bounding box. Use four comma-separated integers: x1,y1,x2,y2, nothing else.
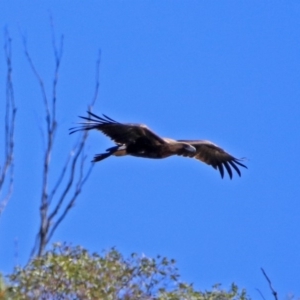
70,112,247,179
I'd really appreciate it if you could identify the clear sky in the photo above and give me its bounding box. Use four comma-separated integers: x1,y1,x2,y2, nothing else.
0,0,300,297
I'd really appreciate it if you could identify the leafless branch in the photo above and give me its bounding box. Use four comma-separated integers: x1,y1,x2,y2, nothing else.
91,49,101,108
27,25,101,257
256,288,267,300
261,268,278,300
48,154,71,205
23,38,50,127
0,29,17,216
47,153,93,244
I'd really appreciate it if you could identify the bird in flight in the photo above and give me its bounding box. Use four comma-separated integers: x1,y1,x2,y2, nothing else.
70,112,247,179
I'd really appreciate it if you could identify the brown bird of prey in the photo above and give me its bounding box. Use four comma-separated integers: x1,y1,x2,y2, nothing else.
70,112,247,179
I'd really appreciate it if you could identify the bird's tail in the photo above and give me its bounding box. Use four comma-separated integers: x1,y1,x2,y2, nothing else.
92,145,125,162
93,152,113,162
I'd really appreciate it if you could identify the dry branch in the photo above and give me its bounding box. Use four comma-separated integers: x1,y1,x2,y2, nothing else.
0,29,17,216
261,268,278,300
25,28,101,257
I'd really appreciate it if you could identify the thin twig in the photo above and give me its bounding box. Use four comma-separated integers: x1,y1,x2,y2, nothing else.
28,23,101,257
91,49,101,108
48,133,86,223
46,47,101,244
51,22,64,125
256,288,267,300
23,38,52,257
22,37,50,127
47,157,93,244
261,268,278,300
48,154,71,205
0,29,16,216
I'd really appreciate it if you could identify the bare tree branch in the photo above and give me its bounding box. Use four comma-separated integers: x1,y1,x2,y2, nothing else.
48,154,71,205
91,49,101,108
26,24,101,257
256,288,267,300
23,37,50,127
45,48,102,246
261,268,278,300
47,153,93,244
0,29,17,216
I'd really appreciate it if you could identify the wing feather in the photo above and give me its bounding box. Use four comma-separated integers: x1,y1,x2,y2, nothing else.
177,140,247,179
228,160,241,177
217,163,224,178
223,161,233,179
70,112,166,145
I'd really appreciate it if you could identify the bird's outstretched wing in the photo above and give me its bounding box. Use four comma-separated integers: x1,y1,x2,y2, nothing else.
177,140,247,179
70,111,166,146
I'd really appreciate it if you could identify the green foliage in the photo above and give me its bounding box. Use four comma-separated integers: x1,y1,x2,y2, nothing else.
0,273,14,300
6,243,250,300
0,274,6,299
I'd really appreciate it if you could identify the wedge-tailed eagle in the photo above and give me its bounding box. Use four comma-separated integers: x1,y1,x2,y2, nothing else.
70,112,247,179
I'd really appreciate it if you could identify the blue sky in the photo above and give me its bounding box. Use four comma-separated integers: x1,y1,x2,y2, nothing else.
1,0,300,297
